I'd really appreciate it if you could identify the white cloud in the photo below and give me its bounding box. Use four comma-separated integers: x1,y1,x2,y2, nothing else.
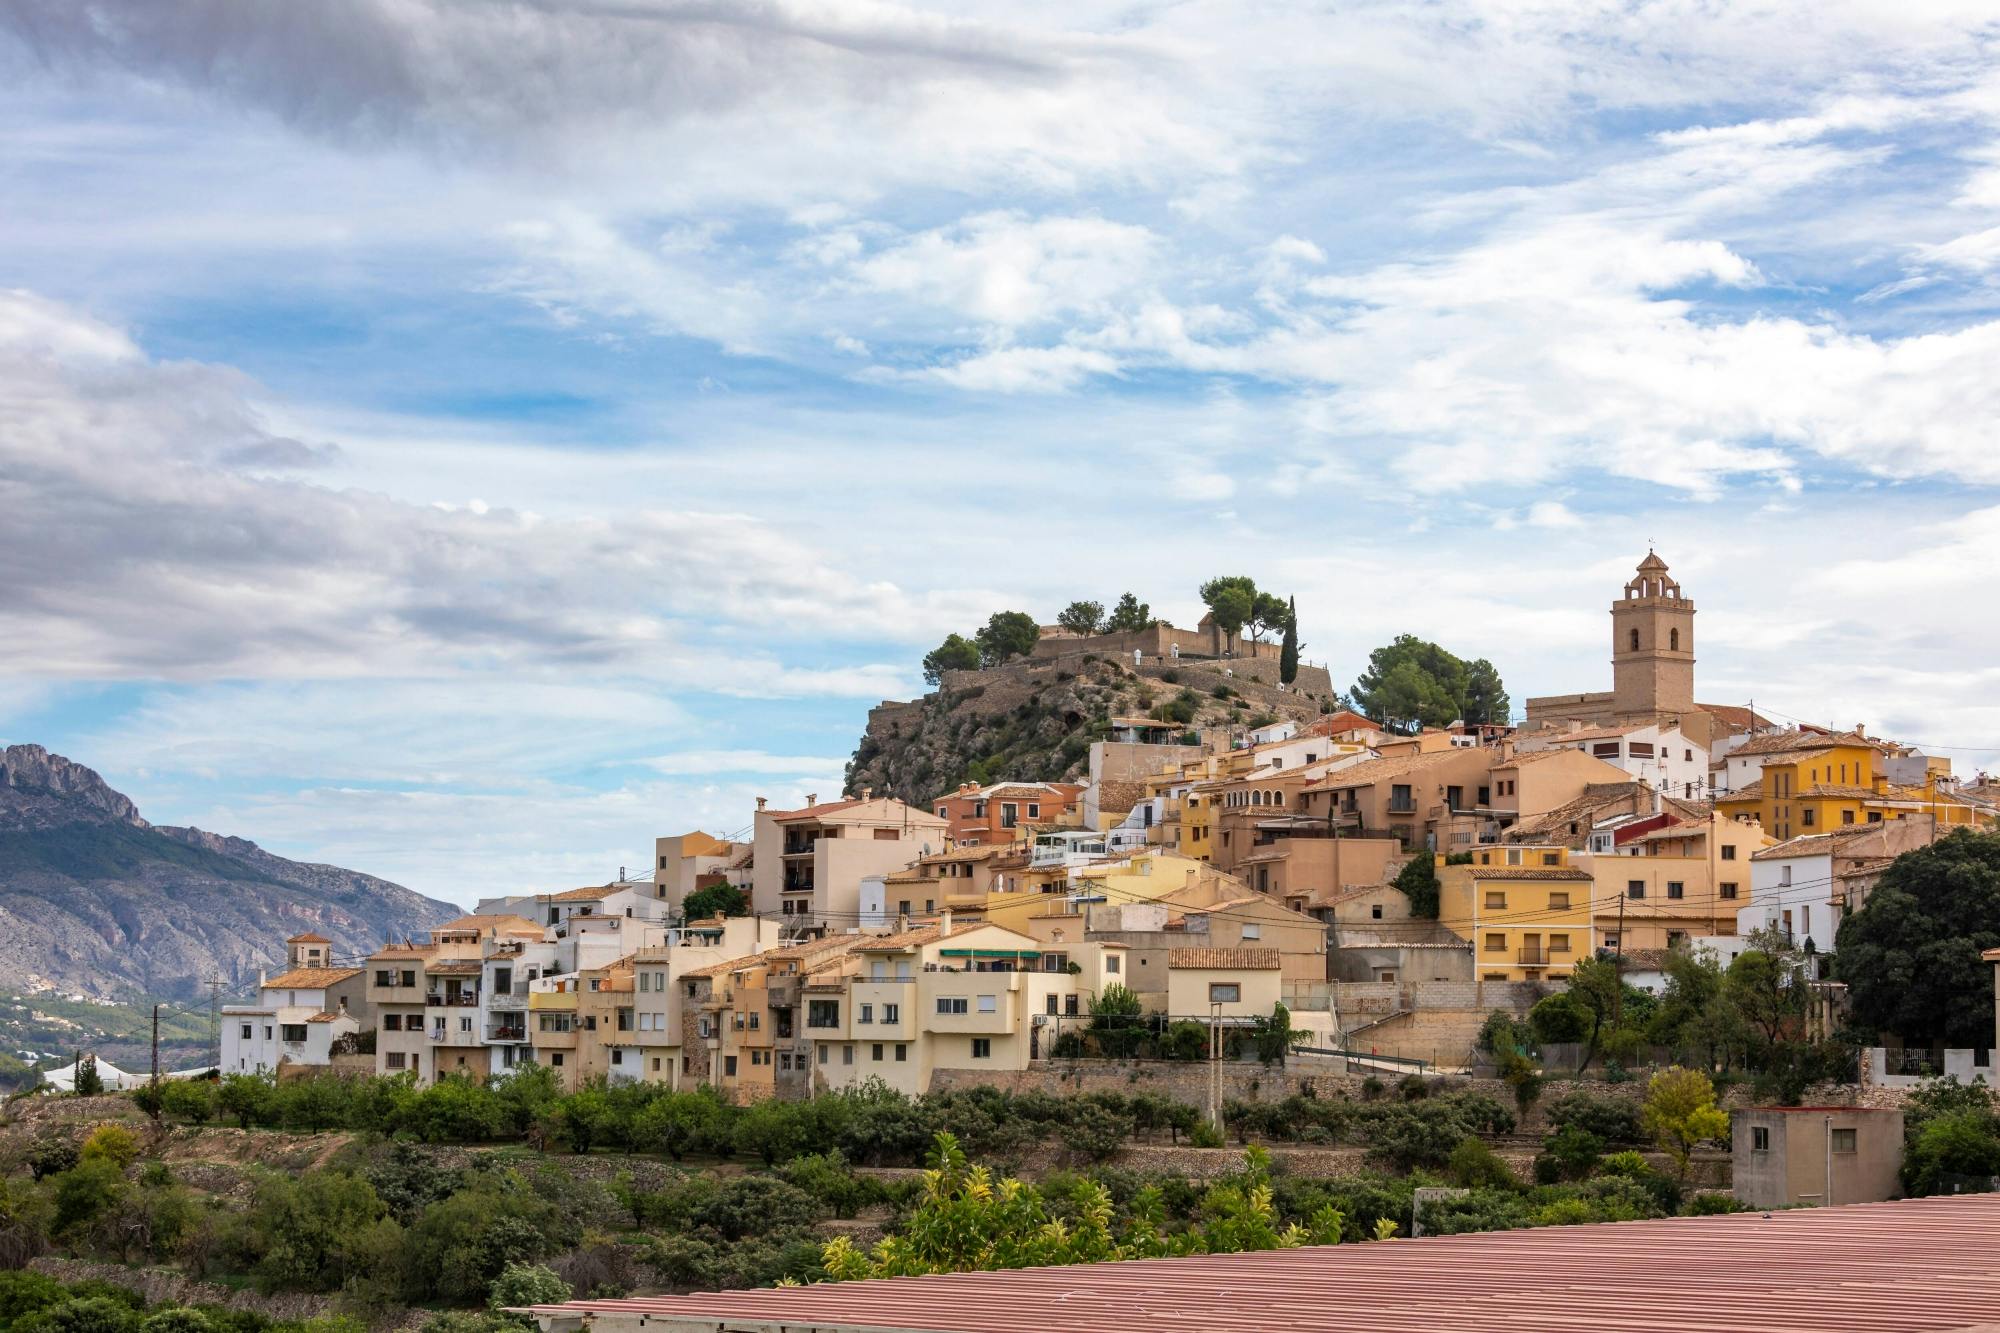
851,212,1159,328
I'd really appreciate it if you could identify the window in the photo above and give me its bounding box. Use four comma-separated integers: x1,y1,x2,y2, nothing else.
1027,803,1040,819
971,1038,992,1059
883,1003,899,1023
1752,1126,1769,1151
550,1052,564,1067
1065,994,1080,1016
1548,892,1570,910
1550,934,1571,954
818,1043,829,1065
872,1043,884,1061
724,1055,737,1077
859,1003,873,1024
459,1016,473,1032
1780,866,1793,886
1371,904,1384,920
1485,892,1507,910
1667,881,1685,900
239,1023,253,1039
1485,933,1506,952
1669,628,1679,651
386,1052,406,1070
808,1000,840,1028
977,994,997,1013
1106,956,1120,974
1628,880,1646,899
280,1024,307,1042
401,970,416,988
1721,882,1739,900
1241,923,1261,940
1629,628,1640,651
842,1045,854,1065
896,1044,908,1061
1542,852,1560,866
375,969,393,987
1722,845,1736,861
611,1050,623,1066
937,997,969,1015
1802,808,1817,827
1603,933,1620,950
1830,1128,1857,1154
1842,809,1855,825
1208,983,1240,1004
383,1014,401,1031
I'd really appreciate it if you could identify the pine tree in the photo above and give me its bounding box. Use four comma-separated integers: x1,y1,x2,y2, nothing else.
1279,596,1299,685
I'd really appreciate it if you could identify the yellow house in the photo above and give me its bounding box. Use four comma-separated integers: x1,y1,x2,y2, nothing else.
1718,741,1988,842
1440,847,1596,982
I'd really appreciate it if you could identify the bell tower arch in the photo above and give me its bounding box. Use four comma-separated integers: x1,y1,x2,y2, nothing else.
1611,551,1695,716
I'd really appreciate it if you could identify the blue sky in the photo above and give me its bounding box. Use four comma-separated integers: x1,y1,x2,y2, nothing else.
3,1,1999,906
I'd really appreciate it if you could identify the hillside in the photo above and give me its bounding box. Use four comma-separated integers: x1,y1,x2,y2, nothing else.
0,744,457,1008
847,650,1339,804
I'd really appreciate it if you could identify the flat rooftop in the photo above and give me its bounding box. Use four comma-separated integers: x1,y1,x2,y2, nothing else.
525,1193,2000,1333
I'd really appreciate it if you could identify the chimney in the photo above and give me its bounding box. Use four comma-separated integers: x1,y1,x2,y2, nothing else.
806,792,818,808
756,796,767,811
896,911,909,933
1854,723,1866,738
940,908,954,934
1566,719,1583,734
861,785,873,801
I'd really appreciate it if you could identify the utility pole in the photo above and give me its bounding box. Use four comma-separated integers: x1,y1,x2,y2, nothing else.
206,979,224,1071
1612,890,1626,1030
1208,999,1223,1131
150,1003,161,1112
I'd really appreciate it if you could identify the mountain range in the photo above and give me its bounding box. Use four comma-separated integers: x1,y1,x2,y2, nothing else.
0,744,457,1003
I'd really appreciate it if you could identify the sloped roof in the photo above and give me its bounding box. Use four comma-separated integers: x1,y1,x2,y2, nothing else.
1168,947,1281,970
262,966,359,989
437,913,546,936
1310,748,1471,790
1464,866,1594,881
543,884,623,902
285,932,332,944
856,922,991,952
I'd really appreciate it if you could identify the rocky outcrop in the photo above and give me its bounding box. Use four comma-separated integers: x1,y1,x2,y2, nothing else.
0,745,456,1001
847,653,1334,804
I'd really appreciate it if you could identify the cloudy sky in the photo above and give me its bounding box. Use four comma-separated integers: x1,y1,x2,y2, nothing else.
3,1,1999,906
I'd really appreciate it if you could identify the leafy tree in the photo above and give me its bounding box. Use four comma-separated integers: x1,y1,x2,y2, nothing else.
1723,934,1809,1047
1640,1067,1729,1181
1834,830,2000,1046
1103,593,1153,633
1392,854,1439,917
921,633,981,684
80,1124,140,1170
1902,1112,2000,1196
21,1296,139,1333
160,1079,215,1124
973,611,1040,667
1535,1125,1604,1183
1278,596,1300,685
487,1263,570,1325
1528,992,1588,1045
1562,955,1625,1074
1460,658,1510,727
71,1056,103,1097
680,881,747,921
1249,1002,1301,1067
217,1072,276,1128
1198,576,1257,647
1247,591,1291,645
1446,1136,1517,1190
1086,984,1146,1059
1057,1102,1133,1162
1055,601,1105,636
249,1171,389,1290
52,1160,127,1239
28,1135,79,1182
1345,635,1506,734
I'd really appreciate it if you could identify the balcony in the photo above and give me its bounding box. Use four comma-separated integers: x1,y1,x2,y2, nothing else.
1386,799,1418,816
486,1024,528,1043
1517,947,1550,967
487,991,527,1010
427,991,480,1007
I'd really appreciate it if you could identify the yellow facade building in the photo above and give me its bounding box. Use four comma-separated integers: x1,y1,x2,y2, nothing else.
1717,740,1987,842
1439,847,1596,982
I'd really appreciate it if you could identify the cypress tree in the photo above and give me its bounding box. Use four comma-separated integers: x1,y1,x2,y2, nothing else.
1279,595,1300,685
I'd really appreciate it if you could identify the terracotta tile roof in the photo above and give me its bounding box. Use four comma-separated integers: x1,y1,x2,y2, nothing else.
682,952,768,980
1750,826,1885,860
1698,702,1771,731
424,959,483,975
883,868,941,885
1494,748,1592,768
1530,724,1648,743
543,884,623,902
1093,780,1148,815
285,932,332,944
1715,781,1764,803
1731,728,1885,758
262,966,361,989
856,922,988,952
1168,947,1280,969
769,798,868,820
369,945,434,960
1464,866,1595,881
303,1011,349,1023
1309,749,1473,790
437,913,546,936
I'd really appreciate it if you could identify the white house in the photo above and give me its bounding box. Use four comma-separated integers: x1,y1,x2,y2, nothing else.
1520,722,1709,801
220,951,362,1076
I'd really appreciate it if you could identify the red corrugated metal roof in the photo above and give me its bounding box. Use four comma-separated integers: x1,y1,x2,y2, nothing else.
524,1194,2000,1333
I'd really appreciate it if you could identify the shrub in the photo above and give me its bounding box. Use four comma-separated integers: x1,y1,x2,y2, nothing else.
487,1263,570,1325
160,1080,216,1125
1058,1102,1134,1162
80,1125,140,1170
1902,1112,2000,1196
1545,1090,1644,1145
1445,1137,1516,1190
1534,1125,1604,1184
18,1296,139,1333
1360,1076,1385,1101
692,1175,822,1242
1528,993,1589,1045
1159,1022,1208,1062
28,1136,79,1182
139,1310,217,1333
1397,1075,1429,1102
1188,1120,1225,1149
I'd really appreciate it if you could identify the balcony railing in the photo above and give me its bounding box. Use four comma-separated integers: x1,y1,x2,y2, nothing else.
1517,947,1550,966
486,1025,527,1043
1386,799,1418,815
426,992,480,1007
487,992,527,1010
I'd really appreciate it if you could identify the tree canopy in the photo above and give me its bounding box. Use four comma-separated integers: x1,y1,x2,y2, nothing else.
1835,830,2000,1047
681,882,748,922
921,633,980,684
1055,601,1105,636
1279,595,1300,685
1198,577,1257,643
1103,593,1154,633
1345,635,1510,732
974,612,1040,667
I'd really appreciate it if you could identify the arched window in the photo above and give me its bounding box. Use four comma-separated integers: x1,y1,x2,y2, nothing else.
1669,628,1680,651
1629,628,1640,651
1252,791,1263,806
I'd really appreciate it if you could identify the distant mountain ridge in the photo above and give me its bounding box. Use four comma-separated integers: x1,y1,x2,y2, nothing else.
0,744,457,1001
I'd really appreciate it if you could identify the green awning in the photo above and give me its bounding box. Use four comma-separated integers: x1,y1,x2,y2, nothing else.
939,948,1041,958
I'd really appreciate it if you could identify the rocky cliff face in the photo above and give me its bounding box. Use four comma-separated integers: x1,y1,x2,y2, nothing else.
0,744,457,1001
845,653,1333,804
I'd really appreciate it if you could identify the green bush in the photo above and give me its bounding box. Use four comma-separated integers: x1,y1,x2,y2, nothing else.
1534,1125,1603,1184
1445,1137,1517,1190
1545,1090,1644,1144
1902,1112,2000,1196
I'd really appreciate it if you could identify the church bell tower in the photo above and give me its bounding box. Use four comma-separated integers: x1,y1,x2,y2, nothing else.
1611,552,1695,717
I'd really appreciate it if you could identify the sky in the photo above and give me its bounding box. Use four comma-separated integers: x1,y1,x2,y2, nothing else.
3,1,2000,908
